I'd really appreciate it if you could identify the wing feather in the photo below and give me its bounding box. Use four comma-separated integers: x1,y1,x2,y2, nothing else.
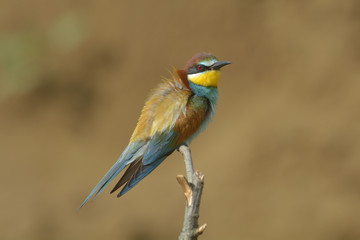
110,157,143,194
130,74,192,143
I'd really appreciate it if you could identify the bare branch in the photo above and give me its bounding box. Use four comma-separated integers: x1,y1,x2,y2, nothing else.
179,145,195,182
177,145,206,240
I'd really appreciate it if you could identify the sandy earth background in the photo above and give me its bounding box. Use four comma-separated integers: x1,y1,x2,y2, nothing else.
1,1,360,239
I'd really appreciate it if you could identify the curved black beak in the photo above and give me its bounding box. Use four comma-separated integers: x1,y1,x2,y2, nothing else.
211,61,232,70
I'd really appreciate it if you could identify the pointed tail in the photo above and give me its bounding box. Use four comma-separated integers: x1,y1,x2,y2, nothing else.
79,141,146,209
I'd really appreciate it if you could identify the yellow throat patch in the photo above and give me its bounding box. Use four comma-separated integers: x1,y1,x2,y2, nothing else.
187,70,221,87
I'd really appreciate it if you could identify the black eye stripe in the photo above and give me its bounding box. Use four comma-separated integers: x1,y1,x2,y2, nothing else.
187,64,209,74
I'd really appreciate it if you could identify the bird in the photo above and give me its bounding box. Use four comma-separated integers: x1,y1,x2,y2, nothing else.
80,52,231,208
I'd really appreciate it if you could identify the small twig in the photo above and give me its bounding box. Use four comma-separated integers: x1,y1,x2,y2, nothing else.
176,175,193,207
177,145,206,240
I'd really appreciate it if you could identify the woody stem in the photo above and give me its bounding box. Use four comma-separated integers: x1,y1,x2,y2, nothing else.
179,145,195,182
177,144,206,240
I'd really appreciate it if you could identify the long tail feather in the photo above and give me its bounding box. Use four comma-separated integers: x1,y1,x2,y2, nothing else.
79,141,146,209
117,156,167,197
79,160,127,209
110,158,142,194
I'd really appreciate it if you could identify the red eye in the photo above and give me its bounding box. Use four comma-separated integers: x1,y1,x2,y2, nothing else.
197,65,204,71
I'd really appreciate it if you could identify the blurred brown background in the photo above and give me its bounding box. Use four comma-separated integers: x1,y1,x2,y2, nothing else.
1,1,360,239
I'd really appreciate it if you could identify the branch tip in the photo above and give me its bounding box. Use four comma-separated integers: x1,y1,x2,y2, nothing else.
195,171,205,182
197,224,207,235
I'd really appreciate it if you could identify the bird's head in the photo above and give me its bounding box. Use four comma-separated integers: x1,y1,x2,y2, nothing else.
177,52,231,89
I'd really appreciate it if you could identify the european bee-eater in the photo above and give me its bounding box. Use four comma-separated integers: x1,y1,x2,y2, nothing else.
80,52,231,208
